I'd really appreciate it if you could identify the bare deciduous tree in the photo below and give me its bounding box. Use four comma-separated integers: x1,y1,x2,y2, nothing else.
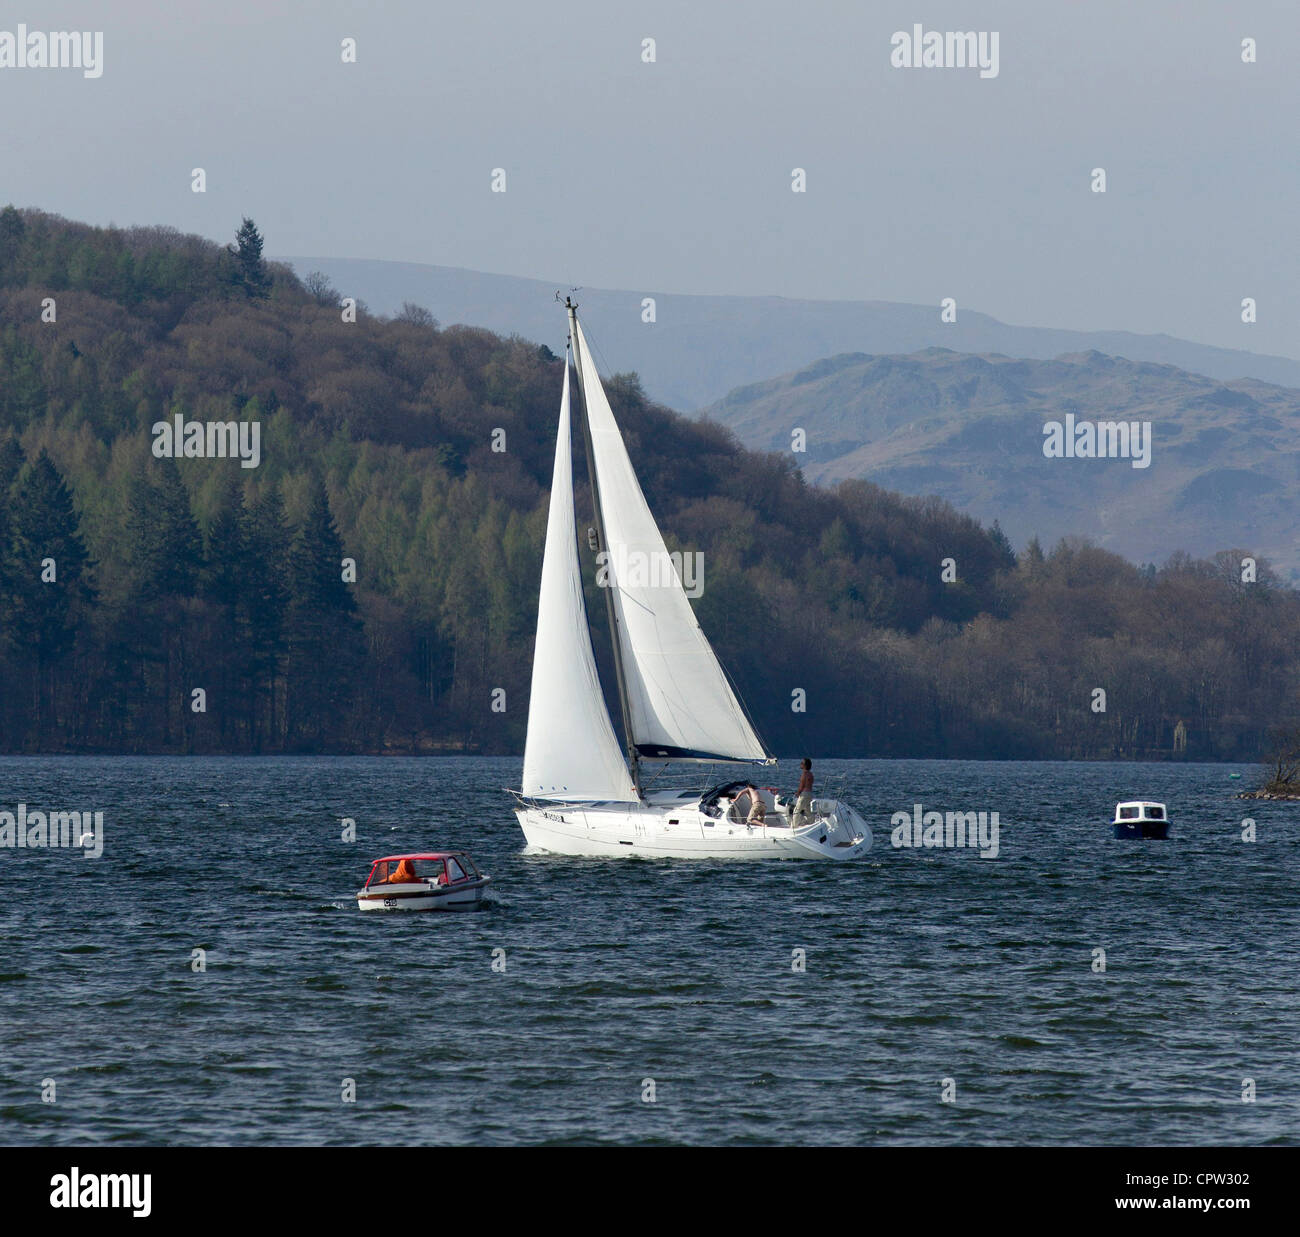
303,270,339,306
1262,725,1300,792
397,301,437,328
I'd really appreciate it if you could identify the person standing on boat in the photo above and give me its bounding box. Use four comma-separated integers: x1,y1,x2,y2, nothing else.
791,759,814,829
744,785,766,825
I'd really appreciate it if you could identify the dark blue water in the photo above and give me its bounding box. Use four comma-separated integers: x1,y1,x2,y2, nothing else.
0,757,1295,1145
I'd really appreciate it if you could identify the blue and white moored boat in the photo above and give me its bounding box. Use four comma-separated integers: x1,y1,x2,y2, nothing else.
1112,801,1169,840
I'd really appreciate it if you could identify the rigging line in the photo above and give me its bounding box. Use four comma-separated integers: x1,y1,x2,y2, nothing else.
710,638,775,761
576,317,620,394
640,761,671,793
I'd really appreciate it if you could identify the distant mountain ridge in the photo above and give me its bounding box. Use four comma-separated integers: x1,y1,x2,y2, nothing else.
278,255,1300,411
703,347,1300,578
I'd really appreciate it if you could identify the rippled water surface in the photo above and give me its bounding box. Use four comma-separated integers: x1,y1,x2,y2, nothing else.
0,756,1295,1145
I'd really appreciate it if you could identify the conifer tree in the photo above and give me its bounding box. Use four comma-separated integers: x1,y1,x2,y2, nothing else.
0,433,24,489
229,217,270,298
240,486,290,747
201,475,247,744
284,480,363,748
989,519,1016,566
6,451,94,737
128,458,203,599
0,434,26,659
0,204,25,281
124,458,204,744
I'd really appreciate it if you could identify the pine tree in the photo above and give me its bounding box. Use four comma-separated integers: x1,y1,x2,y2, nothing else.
229,217,270,298
0,205,25,282
7,450,93,653
202,475,246,607
0,433,24,490
240,486,290,748
128,458,203,598
5,451,95,739
989,519,1016,566
124,459,205,746
284,480,363,748
201,475,247,745
0,434,27,671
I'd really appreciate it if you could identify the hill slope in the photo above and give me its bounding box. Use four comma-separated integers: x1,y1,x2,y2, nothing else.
1,207,1297,762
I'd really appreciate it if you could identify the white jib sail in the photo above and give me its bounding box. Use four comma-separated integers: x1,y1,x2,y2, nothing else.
521,357,639,801
572,318,769,763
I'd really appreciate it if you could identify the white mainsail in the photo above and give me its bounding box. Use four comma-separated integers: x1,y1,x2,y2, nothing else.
521,358,639,801
572,318,770,764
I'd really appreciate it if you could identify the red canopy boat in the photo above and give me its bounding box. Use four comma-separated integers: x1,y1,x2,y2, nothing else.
356,852,490,912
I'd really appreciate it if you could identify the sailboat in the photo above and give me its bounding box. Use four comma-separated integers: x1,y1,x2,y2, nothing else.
510,299,872,860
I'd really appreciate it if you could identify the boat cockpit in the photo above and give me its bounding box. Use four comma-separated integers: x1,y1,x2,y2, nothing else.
364,853,482,889
699,781,784,825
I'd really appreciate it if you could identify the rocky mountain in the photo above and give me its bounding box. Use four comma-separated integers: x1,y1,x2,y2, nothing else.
704,348,1300,578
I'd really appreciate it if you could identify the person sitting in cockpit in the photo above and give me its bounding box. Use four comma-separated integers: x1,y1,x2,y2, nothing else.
390,858,419,883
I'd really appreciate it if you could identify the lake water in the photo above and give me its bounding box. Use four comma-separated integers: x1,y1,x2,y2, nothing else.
0,756,1295,1145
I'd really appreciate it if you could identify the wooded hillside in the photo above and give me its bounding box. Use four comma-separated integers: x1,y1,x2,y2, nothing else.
1,207,1295,759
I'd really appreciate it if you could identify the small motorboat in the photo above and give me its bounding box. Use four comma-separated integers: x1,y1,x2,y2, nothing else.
1112,801,1169,840
356,852,490,911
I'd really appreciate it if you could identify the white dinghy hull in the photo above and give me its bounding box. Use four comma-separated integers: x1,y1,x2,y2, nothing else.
356,877,490,912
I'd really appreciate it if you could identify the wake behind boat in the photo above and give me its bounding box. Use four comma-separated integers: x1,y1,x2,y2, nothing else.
510,300,871,861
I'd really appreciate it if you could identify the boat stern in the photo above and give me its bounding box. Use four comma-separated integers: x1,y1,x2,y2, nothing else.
791,801,873,859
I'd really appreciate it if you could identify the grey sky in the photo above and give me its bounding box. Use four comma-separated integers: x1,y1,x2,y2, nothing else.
5,1,1297,360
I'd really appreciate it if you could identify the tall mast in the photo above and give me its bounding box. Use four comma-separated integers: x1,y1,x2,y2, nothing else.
566,298,641,797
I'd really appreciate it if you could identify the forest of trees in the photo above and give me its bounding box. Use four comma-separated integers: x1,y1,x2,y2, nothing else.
1,206,1297,759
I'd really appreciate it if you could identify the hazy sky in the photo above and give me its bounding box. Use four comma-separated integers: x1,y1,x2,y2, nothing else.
5,1,1298,359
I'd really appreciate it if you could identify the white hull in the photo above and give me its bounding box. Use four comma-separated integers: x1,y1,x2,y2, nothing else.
515,798,871,861
356,877,490,911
